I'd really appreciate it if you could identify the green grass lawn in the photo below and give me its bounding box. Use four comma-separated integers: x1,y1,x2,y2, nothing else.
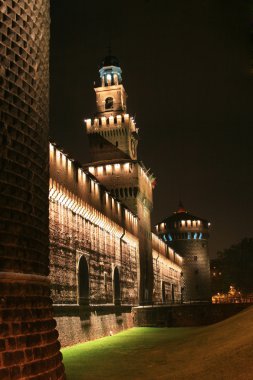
62,306,253,380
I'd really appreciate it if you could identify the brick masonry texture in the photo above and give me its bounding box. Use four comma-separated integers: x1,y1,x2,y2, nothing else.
0,1,64,378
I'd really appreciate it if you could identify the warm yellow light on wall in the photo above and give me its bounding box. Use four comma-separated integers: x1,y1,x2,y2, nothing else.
124,163,130,172
114,163,120,171
106,165,112,174
97,166,103,175
85,119,91,128
89,166,95,174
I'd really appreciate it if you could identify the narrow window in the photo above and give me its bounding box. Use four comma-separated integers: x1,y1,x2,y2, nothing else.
105,97,113,109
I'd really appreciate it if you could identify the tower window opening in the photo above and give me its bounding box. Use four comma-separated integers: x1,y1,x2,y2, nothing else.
199,233,203,239
120,188,123,197
194,232,198,240
106,74,111,85
187,232,191,240
129,187,132,196
105,97,113,109
194,256,198,261
113,73,118,84
168,234,173,241
116,141,118,147
124,188,128,197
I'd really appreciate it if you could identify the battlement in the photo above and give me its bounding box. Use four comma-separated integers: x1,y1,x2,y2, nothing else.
85,114,137,134
49,142,138,236
152,233,183,268
157,219,210,233
87,161,153,206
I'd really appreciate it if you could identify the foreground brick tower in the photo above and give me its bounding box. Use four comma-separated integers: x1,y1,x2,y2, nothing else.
0,1,64,378
85,55,154,303
156,203,211,302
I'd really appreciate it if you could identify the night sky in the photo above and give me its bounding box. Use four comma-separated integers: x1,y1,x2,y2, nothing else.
49,1,253,258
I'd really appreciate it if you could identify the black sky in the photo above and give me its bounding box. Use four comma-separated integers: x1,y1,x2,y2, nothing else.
50,0,253,258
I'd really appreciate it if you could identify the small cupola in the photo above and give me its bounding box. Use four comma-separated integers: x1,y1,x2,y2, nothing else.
99,55,122,87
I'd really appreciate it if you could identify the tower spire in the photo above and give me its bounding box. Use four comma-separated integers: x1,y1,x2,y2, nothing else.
177,200,186,213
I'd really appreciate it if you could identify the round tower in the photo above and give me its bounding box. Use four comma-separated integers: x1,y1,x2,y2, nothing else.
156,203,211,302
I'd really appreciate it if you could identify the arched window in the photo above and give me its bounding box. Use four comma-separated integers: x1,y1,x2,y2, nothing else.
78,255,89,305
113,266,121,305
171,284,175,303
105,97,113,109
162,281,166,303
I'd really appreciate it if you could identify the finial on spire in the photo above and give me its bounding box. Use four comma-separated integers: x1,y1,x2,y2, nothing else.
177,200,186,213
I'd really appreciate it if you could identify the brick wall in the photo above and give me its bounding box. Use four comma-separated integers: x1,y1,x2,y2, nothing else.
0,1,64,378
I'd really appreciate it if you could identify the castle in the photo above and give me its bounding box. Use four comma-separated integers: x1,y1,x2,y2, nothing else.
48,55,211,347
0,2,211,376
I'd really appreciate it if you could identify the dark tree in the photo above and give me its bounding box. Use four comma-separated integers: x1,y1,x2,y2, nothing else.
213,238,253,294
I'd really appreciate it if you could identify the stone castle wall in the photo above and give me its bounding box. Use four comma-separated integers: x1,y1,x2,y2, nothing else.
49,143,139,307
0,1,64,378
152,234,183,303
48,145,183,346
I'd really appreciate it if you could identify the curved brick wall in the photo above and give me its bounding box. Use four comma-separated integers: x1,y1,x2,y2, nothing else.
0,1,64,378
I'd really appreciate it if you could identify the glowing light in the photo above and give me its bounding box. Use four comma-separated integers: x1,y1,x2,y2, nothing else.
187,220,191,227
106,165,112,174
97,166,103,175
181,220,185,227
114,163,120,171
85,119,91,128
89,166,95,174
117,115,122,124
124,163,130,172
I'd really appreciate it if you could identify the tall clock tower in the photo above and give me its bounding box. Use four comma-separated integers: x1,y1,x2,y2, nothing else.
84,55,154,304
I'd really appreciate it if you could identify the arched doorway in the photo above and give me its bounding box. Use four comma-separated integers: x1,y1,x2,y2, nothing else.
162,281,166,303
78,256,89,305
113,266,121,305
171,284,175,304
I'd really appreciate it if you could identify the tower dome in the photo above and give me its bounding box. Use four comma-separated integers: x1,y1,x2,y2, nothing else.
99,54,122,86
100,55,120,68
156,203,211,303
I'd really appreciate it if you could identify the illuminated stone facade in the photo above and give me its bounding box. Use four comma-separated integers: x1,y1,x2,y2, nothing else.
48,143,183,346
0,1,64,378
85,56,155,303
156,204,211,302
